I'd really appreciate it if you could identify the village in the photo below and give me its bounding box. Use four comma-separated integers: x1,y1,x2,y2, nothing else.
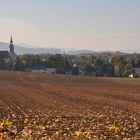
0,37,140,78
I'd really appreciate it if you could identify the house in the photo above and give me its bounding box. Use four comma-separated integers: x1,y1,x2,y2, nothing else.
129,73,134,78
32,66,56,74
32,65,47,73
71,63,80,75
46,68,56,74
134,68,140,77
129,68,140,78
0,51,9,58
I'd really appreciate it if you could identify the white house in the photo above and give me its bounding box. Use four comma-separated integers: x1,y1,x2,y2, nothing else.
46,68,56,74
129,73,134,78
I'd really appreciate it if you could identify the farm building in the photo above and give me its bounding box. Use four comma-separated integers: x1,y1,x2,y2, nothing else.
46,68,56,74
129,68,140,78
32,65,47,73
32,66,56,74
134,68,140,77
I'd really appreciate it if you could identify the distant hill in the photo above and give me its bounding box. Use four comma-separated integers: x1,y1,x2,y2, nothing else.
0,42,139,55
0,42,63,55
0,42,97,55
68,50,96,55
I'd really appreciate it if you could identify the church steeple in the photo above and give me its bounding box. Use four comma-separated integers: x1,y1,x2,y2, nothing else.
10,36,13,45
9,36,14,53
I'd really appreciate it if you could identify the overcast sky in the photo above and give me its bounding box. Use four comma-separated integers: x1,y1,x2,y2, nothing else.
0,0,140,51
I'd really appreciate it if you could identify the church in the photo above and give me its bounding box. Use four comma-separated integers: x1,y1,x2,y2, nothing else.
0,36,17,61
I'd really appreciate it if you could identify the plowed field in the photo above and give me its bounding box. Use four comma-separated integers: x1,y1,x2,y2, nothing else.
0,71,140,139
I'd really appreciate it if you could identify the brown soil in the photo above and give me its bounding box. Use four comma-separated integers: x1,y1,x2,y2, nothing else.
0,71,139,139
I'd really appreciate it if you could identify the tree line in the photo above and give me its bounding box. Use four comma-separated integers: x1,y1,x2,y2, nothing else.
0,53,140,77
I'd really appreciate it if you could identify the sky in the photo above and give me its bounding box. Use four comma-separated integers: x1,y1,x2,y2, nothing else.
0,0,140,51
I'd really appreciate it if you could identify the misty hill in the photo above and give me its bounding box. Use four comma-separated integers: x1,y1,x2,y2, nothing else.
0,42,63,54
0,42,97,55
0,42,139,55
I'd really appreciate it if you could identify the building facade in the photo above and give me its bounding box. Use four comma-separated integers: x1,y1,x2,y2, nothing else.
0,37,17,70
0,36,17,61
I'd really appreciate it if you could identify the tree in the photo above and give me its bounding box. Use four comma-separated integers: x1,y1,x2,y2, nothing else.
114,55,124,65
123,63,134,77
0,56,5,70
91,55,96,64
95,58,104,76
71,67,79,75
20,54,35,69
115,61,125,77
64,57,71,73
34,55,43,66
95,59,103,68
12,57,24,71
84,64,95,76
112,55,127,77
46,54,64,68
20,54,43,70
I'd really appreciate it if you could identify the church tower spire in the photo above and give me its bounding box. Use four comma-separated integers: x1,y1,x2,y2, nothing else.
9,36,14,53
10,36,13,44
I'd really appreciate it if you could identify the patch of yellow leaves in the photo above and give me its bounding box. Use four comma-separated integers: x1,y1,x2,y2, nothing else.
0,120,12,127
107,125,120,133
